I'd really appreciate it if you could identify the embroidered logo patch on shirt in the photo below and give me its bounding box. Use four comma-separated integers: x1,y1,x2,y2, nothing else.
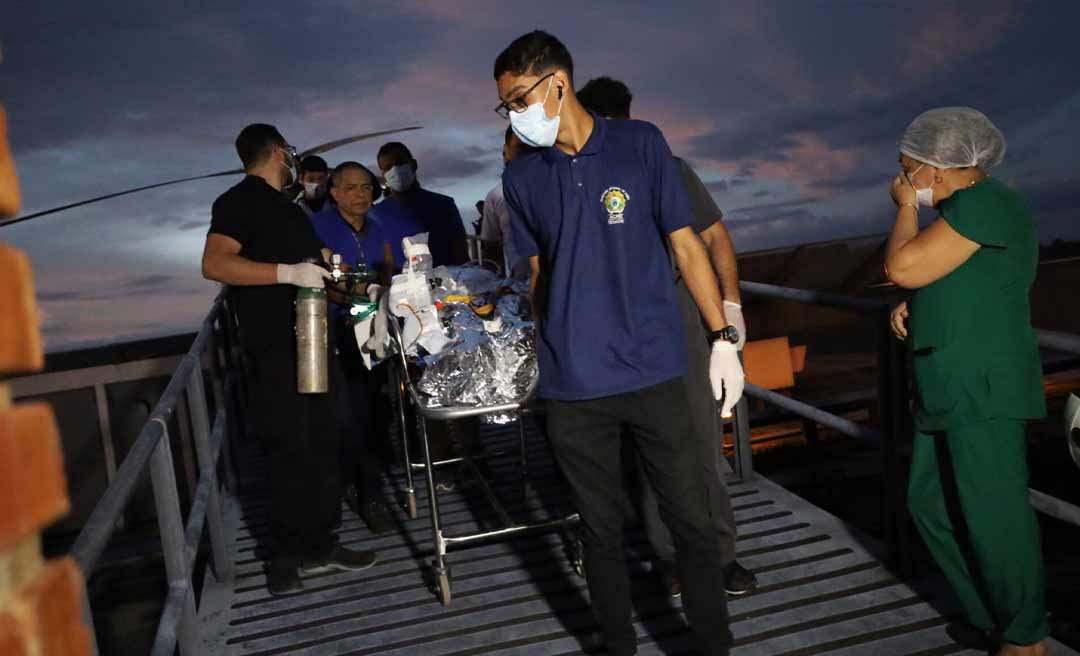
601,187,630,225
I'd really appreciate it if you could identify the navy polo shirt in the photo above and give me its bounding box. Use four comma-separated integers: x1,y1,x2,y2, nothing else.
502,115,692,401
367,189,467,270
310,205,390,318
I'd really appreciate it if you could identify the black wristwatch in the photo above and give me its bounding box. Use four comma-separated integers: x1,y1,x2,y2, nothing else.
708,325,740,345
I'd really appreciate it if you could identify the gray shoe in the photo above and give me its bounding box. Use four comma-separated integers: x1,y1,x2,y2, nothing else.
300,545,377,575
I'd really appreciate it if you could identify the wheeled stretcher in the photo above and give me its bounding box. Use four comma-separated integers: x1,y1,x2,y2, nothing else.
385,311,582,605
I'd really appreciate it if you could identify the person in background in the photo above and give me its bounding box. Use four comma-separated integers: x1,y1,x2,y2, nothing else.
0,106,19,217
370,141,468,269
370,142,478,491
310,162,395,535
480,126,534,279
472,200,485,237
294,155,330,219
886,108,1048,656
494,30,739,656
577,75,754,598
201,124,376,596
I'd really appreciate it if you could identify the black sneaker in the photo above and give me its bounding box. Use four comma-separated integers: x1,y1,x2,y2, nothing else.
359,500,395,535
945,619,999,652
723,560,758,595
266,559,303,596
300,545,377,575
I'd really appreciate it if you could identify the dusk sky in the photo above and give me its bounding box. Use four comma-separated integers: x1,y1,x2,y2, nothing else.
3,0,1079,352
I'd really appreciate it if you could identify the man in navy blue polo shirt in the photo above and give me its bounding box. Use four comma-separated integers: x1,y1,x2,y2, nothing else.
369,141,468,269
494,31,741,656
311,161,395,534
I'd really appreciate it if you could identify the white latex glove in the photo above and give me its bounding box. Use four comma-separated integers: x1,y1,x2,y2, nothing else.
709,341,745,417
365,283,383,302
723,300,747,350
276,262,331,288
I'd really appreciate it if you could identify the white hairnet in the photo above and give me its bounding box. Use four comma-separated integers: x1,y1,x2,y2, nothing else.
898,107,1006,170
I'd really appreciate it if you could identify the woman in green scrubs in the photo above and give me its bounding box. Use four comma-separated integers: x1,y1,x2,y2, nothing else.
885,107,1048,656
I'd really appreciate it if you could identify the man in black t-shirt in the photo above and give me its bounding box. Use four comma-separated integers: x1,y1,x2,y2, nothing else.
577,77,757,599
202,124,377,596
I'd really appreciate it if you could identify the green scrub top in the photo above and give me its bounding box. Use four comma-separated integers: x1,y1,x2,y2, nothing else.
908,177,1046,431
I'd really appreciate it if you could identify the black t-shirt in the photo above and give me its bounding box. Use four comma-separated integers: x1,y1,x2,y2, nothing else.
209,175,326,350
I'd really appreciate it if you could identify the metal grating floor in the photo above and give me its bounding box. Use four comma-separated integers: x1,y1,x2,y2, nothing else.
198,425,1078,656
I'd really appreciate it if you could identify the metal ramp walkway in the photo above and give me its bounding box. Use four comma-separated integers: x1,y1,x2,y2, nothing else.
196,425,1078,656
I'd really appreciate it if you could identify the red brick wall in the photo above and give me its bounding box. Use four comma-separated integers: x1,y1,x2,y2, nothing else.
0,245,92,656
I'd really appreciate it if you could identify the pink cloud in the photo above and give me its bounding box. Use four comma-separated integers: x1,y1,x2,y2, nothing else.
900,0,1018,78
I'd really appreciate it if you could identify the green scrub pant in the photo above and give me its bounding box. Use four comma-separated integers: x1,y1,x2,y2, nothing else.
908,418,1049,645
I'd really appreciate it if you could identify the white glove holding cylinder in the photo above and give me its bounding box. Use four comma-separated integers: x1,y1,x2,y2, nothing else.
723,300,747,350
709,340,745,418
276,262,331,288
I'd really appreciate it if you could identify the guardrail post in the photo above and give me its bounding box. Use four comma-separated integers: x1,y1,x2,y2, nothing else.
186,361,234,584
148,421,198,656
876,307,914,577
207,318,238,493
732,396,753,480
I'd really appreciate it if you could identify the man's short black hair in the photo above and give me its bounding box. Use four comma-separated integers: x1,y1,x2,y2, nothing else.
300,155,328,174
331,161,382,201
493,30,573,83
235,123,285,170
377,141,413,163
577,77,632,119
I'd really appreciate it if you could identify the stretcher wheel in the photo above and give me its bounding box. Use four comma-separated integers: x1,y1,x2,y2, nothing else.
406,492,418,519
435,569,452,606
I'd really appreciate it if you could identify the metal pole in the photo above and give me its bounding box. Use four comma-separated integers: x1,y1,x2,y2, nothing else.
207,317,238,492
148,420,198,656
732,397,753,480
394,365,418,518
875,308,912,577
185,360,234,584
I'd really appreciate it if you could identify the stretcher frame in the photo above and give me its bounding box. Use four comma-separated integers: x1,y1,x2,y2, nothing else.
386,312,581,605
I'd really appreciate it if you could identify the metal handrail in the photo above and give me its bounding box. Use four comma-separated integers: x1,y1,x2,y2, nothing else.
731,280,1080,569
71,291,235,656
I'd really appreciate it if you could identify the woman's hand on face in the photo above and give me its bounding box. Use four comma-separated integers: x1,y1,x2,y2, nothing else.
890,301,910,340
890,174,916,208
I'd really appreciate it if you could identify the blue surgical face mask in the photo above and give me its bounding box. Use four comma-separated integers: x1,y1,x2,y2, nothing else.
509,77,563,148
384,163,415,193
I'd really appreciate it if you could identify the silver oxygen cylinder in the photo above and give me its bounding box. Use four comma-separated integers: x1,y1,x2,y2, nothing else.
295,280,329,394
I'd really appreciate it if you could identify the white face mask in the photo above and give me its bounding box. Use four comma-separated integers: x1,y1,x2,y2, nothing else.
906,164,936,208
384,163,415,193
508,77,563,148
303,181,325,198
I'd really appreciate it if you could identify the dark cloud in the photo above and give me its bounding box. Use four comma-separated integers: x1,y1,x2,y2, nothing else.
123,274,175,289
417,145,496,185
706,179,729,194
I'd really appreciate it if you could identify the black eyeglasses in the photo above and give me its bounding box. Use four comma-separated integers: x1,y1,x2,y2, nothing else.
279,144,298,160
494,73,554,119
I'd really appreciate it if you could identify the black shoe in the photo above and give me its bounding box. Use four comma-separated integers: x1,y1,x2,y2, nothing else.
266,559,303,596
300,545,377,575
658,560,682,599
945,619,999,651
359,500,395,535
723,560,758,595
